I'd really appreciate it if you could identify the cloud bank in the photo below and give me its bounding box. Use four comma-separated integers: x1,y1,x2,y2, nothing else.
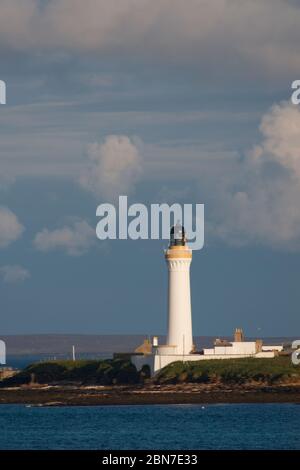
211,101,300,249
0,0,300,79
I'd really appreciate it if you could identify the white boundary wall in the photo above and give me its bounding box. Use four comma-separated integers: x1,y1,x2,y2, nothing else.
131,350,277,375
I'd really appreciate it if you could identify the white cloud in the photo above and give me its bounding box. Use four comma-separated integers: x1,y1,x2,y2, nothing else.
0,206,24,248
252,103,300,178
33,218,95,256
0,1,300,79
80,135,142,200
0,265,30,283
210,101,300,250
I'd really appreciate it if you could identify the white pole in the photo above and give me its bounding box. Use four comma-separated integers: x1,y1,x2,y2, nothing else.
72,345,76,361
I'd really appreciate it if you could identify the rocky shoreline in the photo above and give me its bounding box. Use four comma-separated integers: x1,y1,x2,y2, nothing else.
0,383,300,406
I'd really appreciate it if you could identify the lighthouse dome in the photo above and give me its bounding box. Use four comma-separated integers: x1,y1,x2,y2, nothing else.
170,223,186,246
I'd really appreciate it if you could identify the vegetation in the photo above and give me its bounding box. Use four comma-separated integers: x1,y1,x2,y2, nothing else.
155,357,300,385
0,358,142,387
1,356,299,388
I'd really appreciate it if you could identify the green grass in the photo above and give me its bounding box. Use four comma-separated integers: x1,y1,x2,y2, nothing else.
2,356,298,388
0,358,141,387
155,357,300,385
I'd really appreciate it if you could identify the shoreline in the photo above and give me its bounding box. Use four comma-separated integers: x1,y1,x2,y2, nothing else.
1,383,300,406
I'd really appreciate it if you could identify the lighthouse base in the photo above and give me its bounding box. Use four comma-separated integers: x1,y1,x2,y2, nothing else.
131,352,205,376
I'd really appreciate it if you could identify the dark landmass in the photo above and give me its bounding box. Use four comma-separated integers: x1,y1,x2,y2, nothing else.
1,334,295,355
1,357,300,405
0,358,145,388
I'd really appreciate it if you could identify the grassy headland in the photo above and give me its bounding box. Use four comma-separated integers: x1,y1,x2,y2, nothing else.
155,357,300,385
1,357,300,405
0,358,149,387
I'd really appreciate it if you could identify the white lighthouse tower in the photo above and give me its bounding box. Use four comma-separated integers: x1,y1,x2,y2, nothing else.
165,224,194,355
131,224,202,374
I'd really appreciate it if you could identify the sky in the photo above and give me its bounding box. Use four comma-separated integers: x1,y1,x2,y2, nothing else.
0,0,300,337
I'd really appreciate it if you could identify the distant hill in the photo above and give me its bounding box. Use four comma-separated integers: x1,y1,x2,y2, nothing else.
0,334,296,356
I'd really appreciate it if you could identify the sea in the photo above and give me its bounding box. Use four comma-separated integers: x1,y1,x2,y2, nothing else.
0,403,299,450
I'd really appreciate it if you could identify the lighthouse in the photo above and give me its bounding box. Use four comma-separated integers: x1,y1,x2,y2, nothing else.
130,223,283,375
165,224,194,355
131,223,203,374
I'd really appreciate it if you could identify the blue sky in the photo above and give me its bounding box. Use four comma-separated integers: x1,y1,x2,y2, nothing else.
0,0,300,336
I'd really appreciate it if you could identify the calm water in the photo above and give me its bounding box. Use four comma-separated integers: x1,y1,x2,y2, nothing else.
0,404,299,450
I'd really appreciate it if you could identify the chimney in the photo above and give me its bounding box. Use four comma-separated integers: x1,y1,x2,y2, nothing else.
234,328,244,342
